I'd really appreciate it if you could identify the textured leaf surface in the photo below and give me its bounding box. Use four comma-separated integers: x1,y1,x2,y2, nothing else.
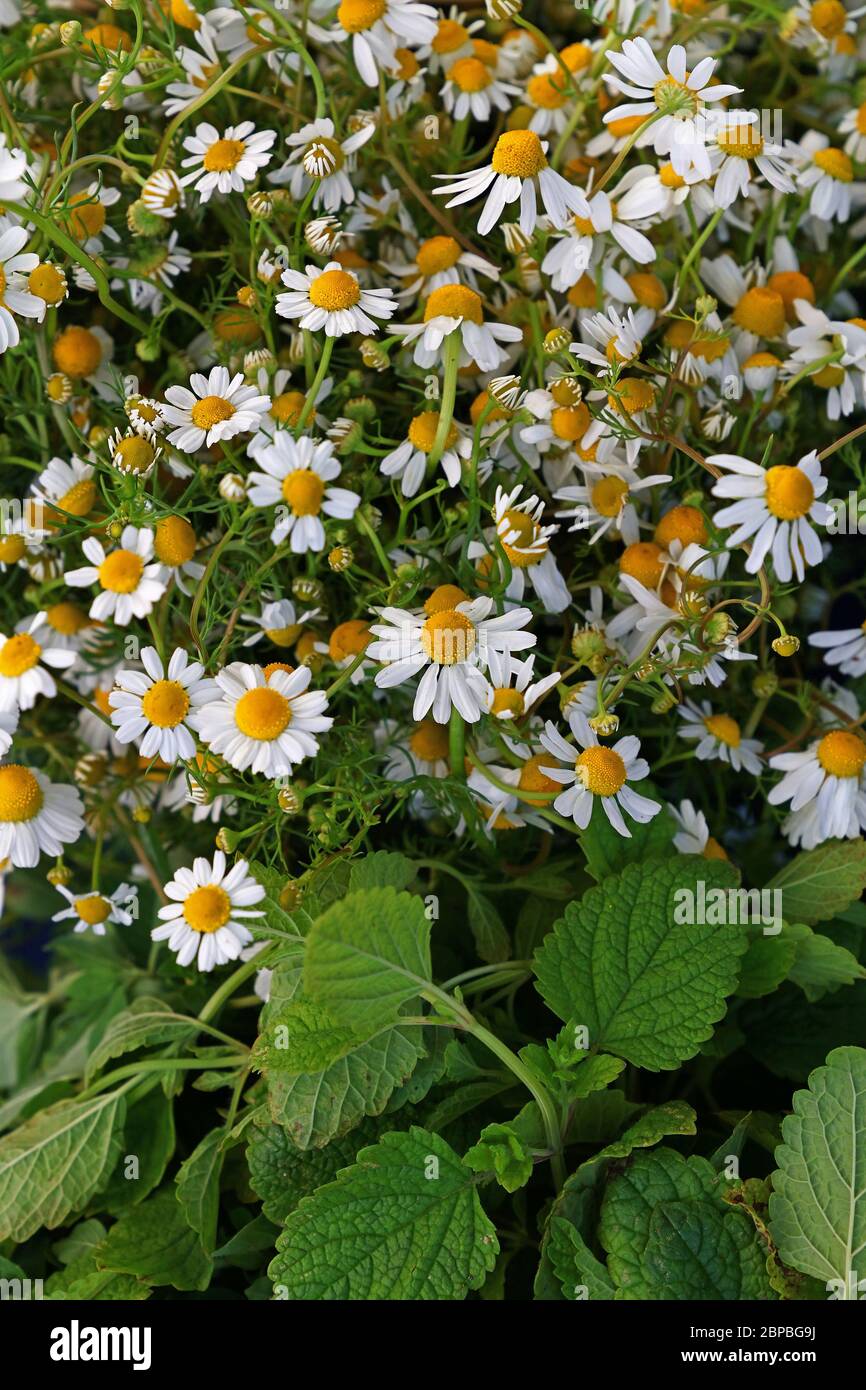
247,1115,391,1224
252,998,369,1075
176,1127,225,1255
85,999,197,1083
96,1188,211,1291
766,840,866,924
769,1046,866,1293
785,925,866,1001
549,1217,614,1300
534,858,744,1070
581,788,676,881
348,852,416,892
736,932,798,999
44,1252,151,1301
269,1127,498,1299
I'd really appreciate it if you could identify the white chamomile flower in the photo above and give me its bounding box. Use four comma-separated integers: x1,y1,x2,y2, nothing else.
66,183,122,253
669,798,727,858
140,168,185,219
378,715,451,787
109,646,218,763
541,177,666,290
784,299,866,420
395,283,522,372
276,261,396,337
152,851,266,972
0,610,76,711
768,726,866,848
328,0,438,88
247,433,360,551
709,449,829,583
484,648,560,720
555,458,671,544
31,455,97,523
488,484,571,614
269,117,377,211
380,408,472,494
387,234,500,299
127,395,166,434
707,113,795,208
242,599,316,649
107,426,162,478
809,619,866,677
570,305,653,375
162,365,271,450
180,122,276,202
790,130,856,222
0,764,84,868
0,707,18,754
677,698,764,773
198,662,333,778
840,99,866,162
52,882,137,936
539,710,661,837
433,129,587,237
441,54,520,121
0,221,43,353
368,593,536,723
64,526,168,626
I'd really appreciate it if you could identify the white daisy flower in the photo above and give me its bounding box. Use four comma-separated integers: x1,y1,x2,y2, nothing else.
66,183,122,254
784,299,866,420
707,112,796,208
162,365,271,451
555,457,671,544
52,882,137,936
484,648,560,720
241,598,317,649
268,117,377,212
197,662,333,779
790,129,856,222
709,448,830,583
570,305,654,375
669,798,728,858
368,593,536,723
541,178,666,290
0,133,31,203
395,283,522,372
0,221,43,354
0,708,18,755
30,454,97,524
140,168,185,219
276,260,396,338
107,426,162,479
109,646,218,764
328,0,438,88
768,726,866,848
49,323,115,395
380,408,472,494
180,121,276,203
247,433,360,551
539,710,661,837
0,610,76,711
809,619,866,678
441,54,519,121
488,483,571,615
152,851,266,972
840,99,866,162
0,765,85,868
433,129,588,236
378,715,451,785
64,526,168,627
384,230,498,302
678,698,765,774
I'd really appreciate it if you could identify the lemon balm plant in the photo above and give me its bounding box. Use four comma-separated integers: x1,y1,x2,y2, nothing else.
0,0,866,1306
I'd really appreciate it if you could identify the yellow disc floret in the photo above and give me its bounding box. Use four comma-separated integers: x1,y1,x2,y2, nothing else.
491,129,547,178
282,469,325,515
329,619,370,661
308,268,361,311
155,515,196,568
733,287,786,338
0,765,43,822
817,729,866,778
704,712,741,747
234,686,291,739
576,745,627,796
0,632,41,677
409,719,450,762
420,609,476,664
52,326,102,378
202,138,246,172
98,549,144,594
424,283,484,323
183,883,231,933
74,894,111,925
141,679,190,728
764,465,814,520
408,411,457,454
813,146,853,181
424,584,469,614
591,476,629,518
416,235,462,278
191,395,235,431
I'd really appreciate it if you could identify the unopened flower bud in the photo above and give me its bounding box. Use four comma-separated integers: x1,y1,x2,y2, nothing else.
306,215,342,255
237,285,256,308
752,670,779,699
247,190,274,218
704,611,733,645
360,338,389,372
279,880,303,911
486,0,521,16
293,576,325,604
60,19,82,44
695,294,717,320
772,633,800,657
544,326,570,354
489,374,525,409
132,805,151,824
277,785,302,814
651,691,677,714
219,472,246,501
589,712,619,737
215,827,237,852
329,544,353,572
502,222,532,254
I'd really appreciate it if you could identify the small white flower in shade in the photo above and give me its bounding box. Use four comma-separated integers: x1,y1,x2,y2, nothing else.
380,409,472,495
539,710,661,836
140,168,185,219
809,620,866,678
0,707,18,754
378,715,451,785
555,458,671,544
247,433,360,551
433,129,588,237
368,593,535,724
64,526,168,627
677,699,764,774
840,100,866,163
241,598,318,649
742,352,782,394
542,176,667,289
669,799,728,858
52,882,138,936
180,121,276,202
707,112,796,208
489,484,571,615
30,455,97,523
198,662,333,779
394,283,522,372
603,39,742,177
0,610,76,710
784,299,866,420
441,54,520,122
570,305,654,375
109,646,218,763
65,183,122,254
709,449,830,583
768,727,866,848
0,765,84,868
483,649,561,720
0,221,43,354
328,0,438,87
268,117,376,212
276,260,396,337
107,426,162,478
162,365,271,451
152,852,266,972
246,368,333,457
790,130,856,222
385,233,500,299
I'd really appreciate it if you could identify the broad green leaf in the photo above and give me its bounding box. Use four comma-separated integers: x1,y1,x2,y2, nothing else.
84,998,198,1083
348,851,416,892
741,981,866,1081
52,1218,108,1265
467,891,511,964
0,966,45,1090
252,998,370,1075
248,1115,390,1224
769,1045,866,1296
465,1121,534,1193
590,1102,697,1164
96,1188,211,1291
301,857,353,918
765,839,866,924
425,1079,517,1131
534,858,744,1070
176,1128,225,1255
785,924,866,1001
44,1252,151,1301
581,787,676,881
304,886,432,1030
269,1127,498,1299
736,932,798,999
102,1087,175,1214
0,1092,126,1242
548,1217,615,1300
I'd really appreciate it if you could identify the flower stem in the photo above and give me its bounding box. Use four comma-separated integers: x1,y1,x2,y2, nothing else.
294,335,334,435
427,329,461,470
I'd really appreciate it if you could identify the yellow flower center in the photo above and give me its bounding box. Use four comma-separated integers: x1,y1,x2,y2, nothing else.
183,883,231,934
491,129,547,178
654,504,707,548
114,436,156,474
703,836,728,860
527,71,568,109
68,194,106,240
415,237,461,283
338,0,386,29
52,326,102,378
550,402,590,442
234,686,292,739
500,507,545,566
98,549,145,594
743,351,782,371
214,306,260,344
609,114,649,139
653,74,699,114
609,377,655,416
308,268,361,311
433,18,469,52
733,287,786,338
0,765,43,822
659,161,686,189
572,213,595,236
282,468,325,516
491,687,525,716
408,410,457,453
560,41,592,72
716,127,764,159
420,609,476,665
591,475,629,518
393,47,420,79
264,623,301,648
576,745,627,796
74,894,111,925
270,390,306,426
54,478,96,519
810,0,847,36
764,465,815,520
202,138,246,172
620,540,665,589
813,146,853,181
550,377,581,406
46,601,89,635
305,136,344,172
263,661,295,678
329,619,370,661
0,535,25,563
0,632,41,677
856,102,866,136
519,753,560,794
409,719,450,762
141,679,190,728
817,729,866,778
424,283,483,323
190,395,235,430
84,22,131,51
28,263,66,305
450,56,492,92
155,515,196,568
424,584,469,614
627,272,667,310
812,364,846,388
704,712,741,747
